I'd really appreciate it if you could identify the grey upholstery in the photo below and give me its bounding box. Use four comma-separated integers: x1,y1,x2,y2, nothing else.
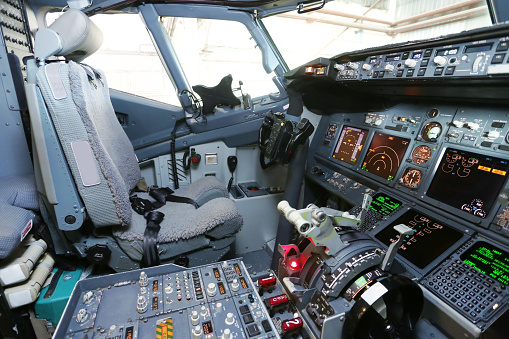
31,9,243,265
0,176,39,259
48,9,103,62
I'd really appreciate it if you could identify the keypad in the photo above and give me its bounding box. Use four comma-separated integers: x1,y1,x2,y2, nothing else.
423,259,507,323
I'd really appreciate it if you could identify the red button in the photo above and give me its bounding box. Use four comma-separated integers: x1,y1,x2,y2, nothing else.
282,317,303,332
258,276,276,288
192,157,199,163
268,294,288,307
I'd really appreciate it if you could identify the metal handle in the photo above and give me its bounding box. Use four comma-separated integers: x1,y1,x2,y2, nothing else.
297,0,326,14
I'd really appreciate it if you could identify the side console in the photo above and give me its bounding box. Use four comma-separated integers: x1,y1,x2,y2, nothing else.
54,259,279,339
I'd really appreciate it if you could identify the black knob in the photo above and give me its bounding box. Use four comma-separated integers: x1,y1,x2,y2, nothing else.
311,166,324,176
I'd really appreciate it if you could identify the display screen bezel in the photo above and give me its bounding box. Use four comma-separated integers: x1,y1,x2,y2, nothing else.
371,206,469,277
331,125,370,166
460,240,509,285
421,145,509,227
360,132,411,182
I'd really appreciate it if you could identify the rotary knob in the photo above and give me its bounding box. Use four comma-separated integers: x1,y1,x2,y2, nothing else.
467,122,480,130
139,272,148,287
165,284,173,294
346,62,358,70
223,329,232,339
362,63,372,71
334,63,345,71
384,64,395,72
452,120,463,128
82,291,94,304
193,325,203,339
225,312,235,325
191,310,200,325
216,302,223,312
207,283,217,297
76,308,89,323
231,279,239,292
487,130,501,139
433,56,447,67
200,306,208,317
404,59,417,68
374,118,383,126
137,295,148,313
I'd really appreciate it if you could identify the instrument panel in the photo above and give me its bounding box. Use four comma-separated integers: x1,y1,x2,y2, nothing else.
308,102,509,232
304,102,509,336
329,29,509,81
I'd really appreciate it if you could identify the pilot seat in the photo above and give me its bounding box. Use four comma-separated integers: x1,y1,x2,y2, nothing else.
25,9,242,271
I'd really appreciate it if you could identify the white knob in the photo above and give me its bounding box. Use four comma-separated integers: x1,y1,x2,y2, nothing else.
384,64,395,72
139,272,148,287
193,325,203,338
76,308,89,323
83,291,94,304
223,329,232,339
467,122,480,130
201,306,208,317
347,62,358,70
207,283,217,297
365,117,373,124
225,312,235,325
374,119,383,126
452,120,463,128
334,63,344,71
488,130,501,139
362,63,372,71
165,285,173,294
231,279,239,292
137,295,148,313
216,302,223,312
404,59,417,68
433,56,447,67
191,310,200,325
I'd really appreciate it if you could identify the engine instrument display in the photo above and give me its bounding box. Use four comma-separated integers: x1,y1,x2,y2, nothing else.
401,168,423,188
421,122,442,142
427,148,509,218
375,209,463,269
460,241,509,285
412,145,433,165
332,126,368,165
361,132,410,181
370,192,402,216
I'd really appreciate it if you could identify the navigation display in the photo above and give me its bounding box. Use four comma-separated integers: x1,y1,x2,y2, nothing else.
332,126,368,165
461,241,509,285
370,193,401,216
375,210,463,269
427,148,509,218
361,132,410,181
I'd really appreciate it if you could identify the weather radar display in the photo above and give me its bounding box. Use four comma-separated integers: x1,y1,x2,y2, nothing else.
361,132,410,181
332,126,368,165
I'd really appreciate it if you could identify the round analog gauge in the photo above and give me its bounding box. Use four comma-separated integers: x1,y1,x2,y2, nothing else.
402,168,422,188
422,122,442,142
411,145,432,165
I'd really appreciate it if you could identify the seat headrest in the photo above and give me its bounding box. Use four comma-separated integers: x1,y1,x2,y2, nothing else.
45,9,103,62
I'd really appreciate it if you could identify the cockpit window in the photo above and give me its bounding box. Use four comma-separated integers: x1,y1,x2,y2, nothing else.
46,12,180,105
160,17,279,99
262,0,491,70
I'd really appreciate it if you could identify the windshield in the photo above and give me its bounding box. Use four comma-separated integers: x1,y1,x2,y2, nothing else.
263,0,491,70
